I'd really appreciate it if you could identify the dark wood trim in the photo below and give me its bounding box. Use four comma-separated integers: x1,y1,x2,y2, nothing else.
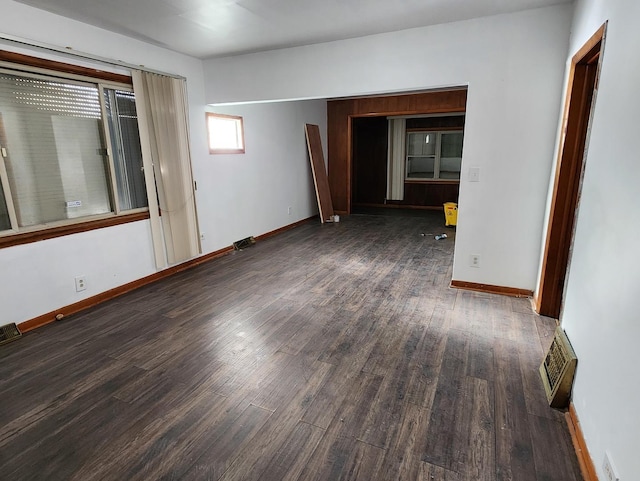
404,179,460,185
350,108,466,118
406,126,464,132
566,403,598,481
354,202,443,211
450,280,533,298
17,215,317,333
536,24,606,317
0,212,150,249
0,50,132,85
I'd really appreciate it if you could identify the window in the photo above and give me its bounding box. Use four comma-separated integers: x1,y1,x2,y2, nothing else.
103,89,148,210
406,130,463,181
0,65,147,240
206,112,245,154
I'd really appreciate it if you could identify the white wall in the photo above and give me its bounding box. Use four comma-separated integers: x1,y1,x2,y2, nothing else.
1,221,156,323
0,0,322,325
203,101,324,247
204,5,573,291
555,1,640,479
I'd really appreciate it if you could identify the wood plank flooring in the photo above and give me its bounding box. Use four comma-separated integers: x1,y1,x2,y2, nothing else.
0,210,583,481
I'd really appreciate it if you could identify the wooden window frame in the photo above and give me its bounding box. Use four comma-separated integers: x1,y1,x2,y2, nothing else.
206,112,245,154
405,129,464,182
0,50,149,249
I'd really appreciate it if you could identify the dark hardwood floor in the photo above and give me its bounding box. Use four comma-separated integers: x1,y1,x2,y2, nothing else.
0,210,582,481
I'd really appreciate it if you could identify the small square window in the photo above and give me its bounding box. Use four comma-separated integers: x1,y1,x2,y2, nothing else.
206,112,245,154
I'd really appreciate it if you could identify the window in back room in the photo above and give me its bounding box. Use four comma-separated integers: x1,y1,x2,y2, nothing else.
406,130,464,180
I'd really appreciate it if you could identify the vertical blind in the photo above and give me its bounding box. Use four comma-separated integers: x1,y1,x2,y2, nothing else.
387,118,406,201
132,70,200,267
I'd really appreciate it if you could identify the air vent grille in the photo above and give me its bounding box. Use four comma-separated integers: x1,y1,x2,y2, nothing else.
233,236,255,250
0,323,22,346
539,327,577,408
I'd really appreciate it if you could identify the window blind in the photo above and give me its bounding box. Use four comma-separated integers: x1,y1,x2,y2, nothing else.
0,72,110,227
132,70,200,267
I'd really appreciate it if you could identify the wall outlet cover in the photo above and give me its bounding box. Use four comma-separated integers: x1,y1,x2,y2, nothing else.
75,276,86,292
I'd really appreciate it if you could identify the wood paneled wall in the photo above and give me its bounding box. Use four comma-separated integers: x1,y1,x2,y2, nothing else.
327,89,468,213
395,182,460,208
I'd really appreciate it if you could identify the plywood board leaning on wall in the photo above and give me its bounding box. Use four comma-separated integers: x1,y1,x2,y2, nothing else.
305,124,334,223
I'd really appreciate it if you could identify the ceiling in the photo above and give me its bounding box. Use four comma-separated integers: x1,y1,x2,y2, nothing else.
16,0,572,59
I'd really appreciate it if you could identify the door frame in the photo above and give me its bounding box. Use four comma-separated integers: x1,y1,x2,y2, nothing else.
535,23,607,318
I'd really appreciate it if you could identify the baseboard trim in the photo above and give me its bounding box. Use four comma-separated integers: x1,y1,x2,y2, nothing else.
352,202,443,211
18,216,316,333
566,403,598,481
18,245,234,333
255,215,318,241
450,280,533,298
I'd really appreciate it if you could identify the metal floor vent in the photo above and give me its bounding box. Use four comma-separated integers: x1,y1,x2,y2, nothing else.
539,327,577,408
0,323,22,346
233,236,256,250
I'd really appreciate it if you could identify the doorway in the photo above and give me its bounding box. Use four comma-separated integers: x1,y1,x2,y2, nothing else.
326,88,467,214
536,24,606,318
350,114,466,210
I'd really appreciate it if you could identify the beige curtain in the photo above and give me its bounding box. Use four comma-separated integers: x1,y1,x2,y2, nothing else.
387,118,406,201
132,70,201,267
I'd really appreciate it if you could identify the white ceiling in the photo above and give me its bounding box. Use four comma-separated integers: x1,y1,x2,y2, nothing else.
16,0,572,59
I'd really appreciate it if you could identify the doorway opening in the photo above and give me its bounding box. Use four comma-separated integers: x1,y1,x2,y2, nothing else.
326,88,467,214
536,24,606,318
351,114,465,211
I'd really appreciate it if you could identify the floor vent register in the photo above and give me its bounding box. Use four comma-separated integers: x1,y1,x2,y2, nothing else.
0,323,22,346
539,326,577,408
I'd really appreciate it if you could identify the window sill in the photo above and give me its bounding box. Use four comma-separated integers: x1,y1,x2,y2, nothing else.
0,211,150,249
209,148,245,155
405,179,460,184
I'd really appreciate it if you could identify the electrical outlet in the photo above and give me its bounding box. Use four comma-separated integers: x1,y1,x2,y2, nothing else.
469,167,480,182
200,233,205,240
75,276,86,292
470,254,480,268
603,452,620,481
288,206,292,215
